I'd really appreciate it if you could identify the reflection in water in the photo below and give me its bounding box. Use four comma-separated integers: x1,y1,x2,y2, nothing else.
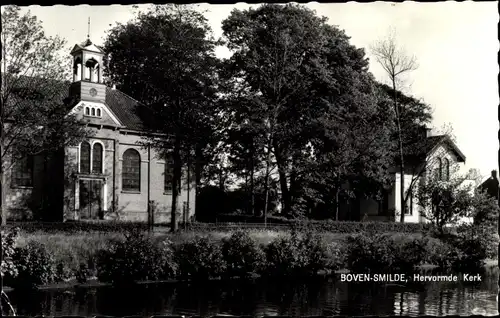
7,270,499,317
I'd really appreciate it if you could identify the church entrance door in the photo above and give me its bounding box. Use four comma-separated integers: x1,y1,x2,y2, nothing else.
79,179,103,220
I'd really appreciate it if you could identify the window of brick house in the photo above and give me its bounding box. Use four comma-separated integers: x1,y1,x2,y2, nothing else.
11,155,33,187
437,158,443,181
164,155,174,193
444,158,450,181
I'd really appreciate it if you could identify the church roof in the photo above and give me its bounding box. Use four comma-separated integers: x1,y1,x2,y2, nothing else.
70,38,104,55
3,73,150,131
105,87,147,131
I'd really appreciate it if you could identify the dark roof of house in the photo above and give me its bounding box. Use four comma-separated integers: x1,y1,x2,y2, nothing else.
478,177,499,198
404,134,466,163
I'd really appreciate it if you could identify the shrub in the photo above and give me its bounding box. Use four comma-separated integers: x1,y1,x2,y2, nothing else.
174,236,226,279
346,233,393,273
346,233,428,273
297,231,330,275
263,231,330,276
1,227,19,280
187,220,430,234
75,262,90,284
221,230,265,278
448,224,488,271
9,241,56,289
158,238,178,279
423,237,455,270
54,262,73,282
263,235,301,277
390,235,428,272
471,225,498,259
6,220,149,234
95,230,171,285
302,220,431,234
324,241,346,271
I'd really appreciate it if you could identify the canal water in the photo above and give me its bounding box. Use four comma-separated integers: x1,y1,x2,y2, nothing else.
7,270,499,316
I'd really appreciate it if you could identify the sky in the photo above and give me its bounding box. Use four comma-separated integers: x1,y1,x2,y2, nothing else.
11,2,499,180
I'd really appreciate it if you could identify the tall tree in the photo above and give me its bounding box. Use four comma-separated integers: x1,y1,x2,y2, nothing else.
302,73,394,220
371,29,418,222
103,4,220,231
1,6,87,226
376,83,432,221
222,4,387,218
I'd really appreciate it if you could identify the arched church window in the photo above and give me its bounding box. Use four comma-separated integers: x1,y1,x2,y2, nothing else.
92,143,103,174
80,142,91,174
122,149,141,192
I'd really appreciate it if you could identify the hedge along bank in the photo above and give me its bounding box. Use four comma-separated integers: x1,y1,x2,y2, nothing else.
6,220,433,234
1,225,494,290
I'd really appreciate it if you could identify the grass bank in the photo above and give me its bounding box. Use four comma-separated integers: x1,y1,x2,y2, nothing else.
2,222,497,290
16,228,425,271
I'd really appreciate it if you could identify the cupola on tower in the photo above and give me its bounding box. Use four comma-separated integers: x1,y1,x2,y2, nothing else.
69,36,106,108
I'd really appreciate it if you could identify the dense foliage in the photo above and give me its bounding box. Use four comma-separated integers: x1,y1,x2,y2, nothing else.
221,230,265,277
98,3,437,223
5,221,151,233
103,4,221,231
1,227,19,279
5,241,56,289
188,220,432,233
95,230,176,285
2,226,494,289
1,6,88,224
219,4,399,219
472,190,500,226
416,171,479,233
174,236,227,279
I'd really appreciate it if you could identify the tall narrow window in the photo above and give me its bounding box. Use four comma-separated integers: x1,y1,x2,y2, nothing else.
405,190,413,215
122,149,141,191
11,155,33,187
92,143,103,174
164,155,174,193
444,158,450,181
437,158,443,181
80,142,91,173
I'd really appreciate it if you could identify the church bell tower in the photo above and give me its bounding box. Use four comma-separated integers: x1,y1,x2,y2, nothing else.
69,20,106,104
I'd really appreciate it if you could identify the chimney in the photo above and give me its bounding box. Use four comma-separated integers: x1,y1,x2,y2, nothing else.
491,170,497,179
112,84,116,90
420,125,432,139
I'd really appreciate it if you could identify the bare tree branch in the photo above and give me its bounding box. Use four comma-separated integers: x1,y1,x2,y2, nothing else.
370,28,419,222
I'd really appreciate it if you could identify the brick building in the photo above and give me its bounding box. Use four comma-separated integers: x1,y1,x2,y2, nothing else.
5,38,196,223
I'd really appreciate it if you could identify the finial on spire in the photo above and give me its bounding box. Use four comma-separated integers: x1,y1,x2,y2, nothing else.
87,17,91,39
